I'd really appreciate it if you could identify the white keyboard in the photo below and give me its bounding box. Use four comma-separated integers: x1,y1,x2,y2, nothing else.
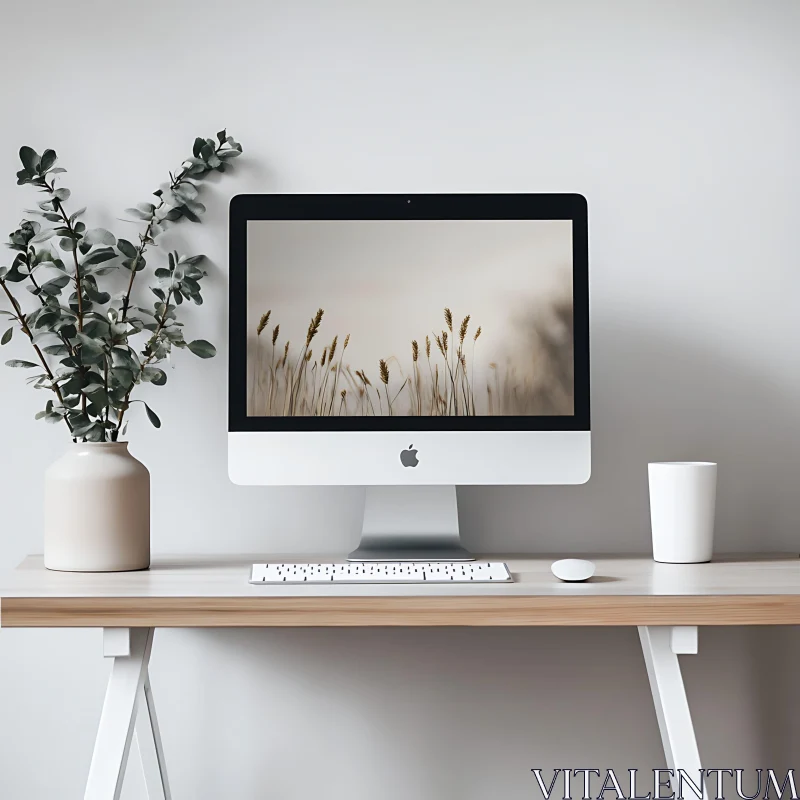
250,562,512,584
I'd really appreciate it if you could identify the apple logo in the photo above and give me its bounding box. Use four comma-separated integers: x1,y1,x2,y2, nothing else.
400,444,419,468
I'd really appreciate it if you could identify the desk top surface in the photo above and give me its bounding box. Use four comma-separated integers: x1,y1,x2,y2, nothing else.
1,554,799,627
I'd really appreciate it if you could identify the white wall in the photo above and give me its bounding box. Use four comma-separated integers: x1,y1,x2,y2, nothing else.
1,1,799,797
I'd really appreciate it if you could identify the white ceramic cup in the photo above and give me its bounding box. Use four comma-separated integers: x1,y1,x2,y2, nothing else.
648,462,717,563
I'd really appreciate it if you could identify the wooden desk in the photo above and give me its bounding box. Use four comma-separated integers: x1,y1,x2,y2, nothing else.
2,554,799,800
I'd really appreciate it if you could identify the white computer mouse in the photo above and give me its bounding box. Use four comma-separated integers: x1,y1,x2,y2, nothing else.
551,559,595,582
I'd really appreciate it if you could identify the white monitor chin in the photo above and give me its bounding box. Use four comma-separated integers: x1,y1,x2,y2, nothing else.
228,430,590,486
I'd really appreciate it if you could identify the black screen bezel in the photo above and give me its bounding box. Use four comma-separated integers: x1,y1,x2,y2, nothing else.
229,193,590,432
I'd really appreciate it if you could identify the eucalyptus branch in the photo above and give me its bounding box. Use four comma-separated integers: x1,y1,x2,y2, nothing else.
22,249,79,361
0,278,73,433
114,288,174,434
120,138,232,323
37,178,93,416
4,132,240,441
119,226,152,322
40,177,86,332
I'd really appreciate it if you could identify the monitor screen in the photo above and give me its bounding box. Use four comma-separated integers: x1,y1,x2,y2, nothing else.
245,219,574,419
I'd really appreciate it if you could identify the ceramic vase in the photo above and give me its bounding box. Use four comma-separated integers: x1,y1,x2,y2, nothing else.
44,442,150,572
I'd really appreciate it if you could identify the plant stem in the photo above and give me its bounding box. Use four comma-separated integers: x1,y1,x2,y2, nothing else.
115,288,174,433
120,221,153,323
250,336,260,414
390,378,408,408
268,342,275,414
119,140,228,323
44,179,89,416
44,180,83,333
0,279,73,434
103,358,110,434
426,356,435,416
24,253,80,363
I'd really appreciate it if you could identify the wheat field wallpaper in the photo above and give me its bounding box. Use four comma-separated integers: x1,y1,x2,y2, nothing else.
246,220,574,417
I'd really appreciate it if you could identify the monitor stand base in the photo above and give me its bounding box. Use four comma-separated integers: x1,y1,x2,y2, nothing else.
348,486,474,562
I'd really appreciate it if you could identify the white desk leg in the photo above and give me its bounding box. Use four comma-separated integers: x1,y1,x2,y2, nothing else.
135,676,172,800
639,626,706,792
85,628,154,800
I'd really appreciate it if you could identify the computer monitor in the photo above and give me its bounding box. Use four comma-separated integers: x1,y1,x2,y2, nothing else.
229,194,590,560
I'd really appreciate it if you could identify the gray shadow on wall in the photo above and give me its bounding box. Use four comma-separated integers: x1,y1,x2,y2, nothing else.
164,624,800,799
458,317,800,554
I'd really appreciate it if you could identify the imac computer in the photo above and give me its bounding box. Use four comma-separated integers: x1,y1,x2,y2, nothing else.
229,194,590,561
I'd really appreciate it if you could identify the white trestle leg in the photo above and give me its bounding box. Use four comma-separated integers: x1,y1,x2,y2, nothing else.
135,675,172,799
85,628,170,800
638,626,707,796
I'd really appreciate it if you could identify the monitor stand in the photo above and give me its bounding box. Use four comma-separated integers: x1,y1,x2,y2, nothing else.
348,486,475,562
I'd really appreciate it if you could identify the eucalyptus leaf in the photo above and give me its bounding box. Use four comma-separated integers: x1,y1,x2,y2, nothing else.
76,333,105,362
34,311,59,329
40,150,57,172
1,328,12,345
142,366,167,385
181,277,200,295
83,228,116,247
173,183,198,202
143,402,161,428
19,146,39,174
70,419,98,437
30,228,55,244
31,330,58,345
59,237,76,252
40,274,70,295
82,247,117,267
117,238,137,259
124,208,153,221
5,359,38,368
84,284,111,304
88,265,119,277
83,318,110,339
183,199,206,216
187,339,216,358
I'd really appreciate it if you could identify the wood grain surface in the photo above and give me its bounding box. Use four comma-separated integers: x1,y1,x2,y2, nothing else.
2,554,799,627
